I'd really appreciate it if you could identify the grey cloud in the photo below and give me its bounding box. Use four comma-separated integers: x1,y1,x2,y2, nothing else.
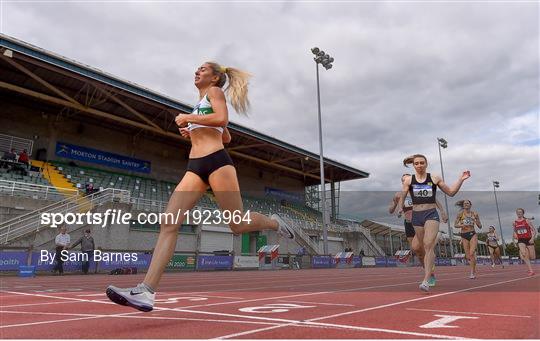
3,1,538,193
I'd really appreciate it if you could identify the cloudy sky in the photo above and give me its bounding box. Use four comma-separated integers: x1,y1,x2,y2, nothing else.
1,1,538,229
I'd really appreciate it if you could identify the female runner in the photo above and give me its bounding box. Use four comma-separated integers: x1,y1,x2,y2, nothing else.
454,200,482,278
398,154,469,292
106,62,295,311
513,208,536,276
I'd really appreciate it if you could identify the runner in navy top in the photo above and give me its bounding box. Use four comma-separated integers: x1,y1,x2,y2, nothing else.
398,154,470,292
389,173,448,282
512,208,536,276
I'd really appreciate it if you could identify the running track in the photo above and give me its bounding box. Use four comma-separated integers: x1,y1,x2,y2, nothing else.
1,265,538,339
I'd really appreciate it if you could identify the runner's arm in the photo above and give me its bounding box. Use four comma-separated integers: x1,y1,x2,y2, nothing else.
176,87,228,127
389,193,399,214
396,178,410,215
222,127,231,144
474,211,482,229
435,199,448,222
433,172,469,197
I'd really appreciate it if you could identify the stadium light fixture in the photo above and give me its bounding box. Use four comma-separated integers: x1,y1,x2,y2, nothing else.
492,180,506,255
311,47,334,255
436,137,453,257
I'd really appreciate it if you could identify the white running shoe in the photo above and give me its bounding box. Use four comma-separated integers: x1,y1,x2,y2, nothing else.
419,281,430,292
271,214,295,240
491,263,495,268
469,273,476,279
106,283,155,312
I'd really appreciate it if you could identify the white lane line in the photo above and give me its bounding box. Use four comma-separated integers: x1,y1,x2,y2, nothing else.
0,270,530,338
0,288,468,339
213,274,537,339
173,270,516,310
407,308,532,318
308,275,539,322
212,321,472,340
0,310,281,328
277,300,354,307
1,301,77,308
0,269,520,312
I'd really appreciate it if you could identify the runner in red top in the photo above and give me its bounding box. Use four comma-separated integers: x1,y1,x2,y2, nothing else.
512,208,536,276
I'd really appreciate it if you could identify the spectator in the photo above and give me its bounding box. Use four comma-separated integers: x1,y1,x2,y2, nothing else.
71,229,95,275
359,249,366,257
2,148,16,161
295,246,306,269
18,149,29,165
53,225,70,275
85,183,94,195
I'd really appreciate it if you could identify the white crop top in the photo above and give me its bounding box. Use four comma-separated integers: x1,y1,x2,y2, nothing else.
188,94,224,133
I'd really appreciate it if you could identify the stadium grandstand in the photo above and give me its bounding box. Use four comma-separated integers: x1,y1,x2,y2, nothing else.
0,33,418,261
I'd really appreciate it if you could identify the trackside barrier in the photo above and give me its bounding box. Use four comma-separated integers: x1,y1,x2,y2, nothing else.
166,254,196,270
258,245,280,270
312,255,334,268
1,249,533,274
197,255,234,270
334,252,354,269
234,255,259,269
361,256,376,267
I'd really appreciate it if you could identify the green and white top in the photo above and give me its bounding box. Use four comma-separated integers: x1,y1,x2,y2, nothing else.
188,94,224,133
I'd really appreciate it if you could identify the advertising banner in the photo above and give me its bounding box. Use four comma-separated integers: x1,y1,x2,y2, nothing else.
375,257,387,267
97,252,152,271
234,256,259,269
31,251,93,271
312,256,333,268
56,142,151,173
0,251,28,271
167,254,196,270
362,257,376,266
197,255,234,270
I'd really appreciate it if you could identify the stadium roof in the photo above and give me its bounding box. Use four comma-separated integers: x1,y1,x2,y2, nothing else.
0,33,369,186
360,220,406,237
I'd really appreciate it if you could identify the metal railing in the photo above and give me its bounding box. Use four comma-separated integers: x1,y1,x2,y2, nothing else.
0,133,34,155
0,188,130,244
280,215,322,254
129,197,168,212
0,180,78,201
354,224,385,256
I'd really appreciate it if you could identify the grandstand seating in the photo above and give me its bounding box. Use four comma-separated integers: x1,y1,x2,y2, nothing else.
0,171,51,186
50,161,326,225
2,160,339,233
51,161,175,202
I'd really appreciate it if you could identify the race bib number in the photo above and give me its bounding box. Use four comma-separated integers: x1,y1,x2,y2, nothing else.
516,228,528,235
412,184,433,198
462,217,474,226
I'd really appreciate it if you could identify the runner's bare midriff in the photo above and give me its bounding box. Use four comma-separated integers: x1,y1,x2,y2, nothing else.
413,203,437,211
189,128,224,158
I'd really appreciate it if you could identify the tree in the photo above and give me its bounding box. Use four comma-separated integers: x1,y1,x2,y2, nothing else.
505,243,519,257
477,232,487,243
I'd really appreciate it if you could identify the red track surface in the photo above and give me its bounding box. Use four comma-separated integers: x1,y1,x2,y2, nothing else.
1,265,539,339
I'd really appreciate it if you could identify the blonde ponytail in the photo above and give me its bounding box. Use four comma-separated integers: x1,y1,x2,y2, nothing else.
206,62,252,115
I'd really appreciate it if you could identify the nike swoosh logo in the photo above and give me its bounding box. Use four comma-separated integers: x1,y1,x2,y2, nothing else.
130,291,143,296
